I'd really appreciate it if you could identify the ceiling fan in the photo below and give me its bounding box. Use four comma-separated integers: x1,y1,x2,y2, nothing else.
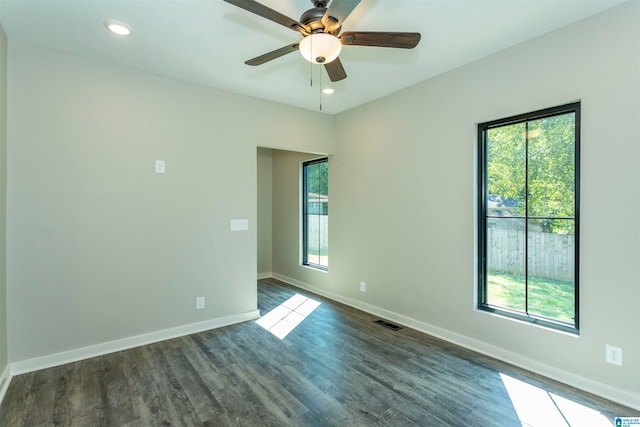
223,0,421,82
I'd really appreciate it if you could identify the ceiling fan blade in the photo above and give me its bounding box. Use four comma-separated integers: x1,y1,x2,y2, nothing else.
223,0,309,34
245,43,300,66
322,0,361,34
324,57,347,82
340,32,421,49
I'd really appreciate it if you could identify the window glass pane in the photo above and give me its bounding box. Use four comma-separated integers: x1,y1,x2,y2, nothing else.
527,219,575,323
486,218,526,311
305,213,328,267
306,162,328,198
527,113,576,218
487,123,526,217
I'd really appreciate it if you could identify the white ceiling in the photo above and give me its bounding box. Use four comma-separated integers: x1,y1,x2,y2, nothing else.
0,0,628,114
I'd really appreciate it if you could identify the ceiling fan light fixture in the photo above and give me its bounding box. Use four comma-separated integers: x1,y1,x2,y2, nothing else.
299,33,342,64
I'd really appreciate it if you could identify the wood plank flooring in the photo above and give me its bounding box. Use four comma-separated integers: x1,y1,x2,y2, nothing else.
1,278,637,426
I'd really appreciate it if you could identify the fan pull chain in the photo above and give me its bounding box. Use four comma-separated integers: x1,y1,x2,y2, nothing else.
310,35,313,87
319,66,322,111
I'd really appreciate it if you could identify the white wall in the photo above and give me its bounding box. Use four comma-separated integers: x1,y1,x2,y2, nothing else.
272,150,331,289
0,23,8,385
257,147,273,277
273,1,640,408
261,148,333,281
6,43,333,364
4,0,639,410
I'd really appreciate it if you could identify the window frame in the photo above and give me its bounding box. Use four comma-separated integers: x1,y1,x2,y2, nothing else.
477,102,580,333
302,157,329,271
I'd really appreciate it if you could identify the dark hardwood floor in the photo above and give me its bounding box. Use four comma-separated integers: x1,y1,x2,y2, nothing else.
1,278,637,426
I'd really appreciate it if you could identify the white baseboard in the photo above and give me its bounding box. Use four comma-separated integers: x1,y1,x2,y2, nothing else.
0,363,11,407
11,310,260,376
257,272,273,280
272,273,640,411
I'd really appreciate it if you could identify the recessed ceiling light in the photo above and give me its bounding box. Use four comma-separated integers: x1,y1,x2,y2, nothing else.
322,88,335,95
105,21,132,36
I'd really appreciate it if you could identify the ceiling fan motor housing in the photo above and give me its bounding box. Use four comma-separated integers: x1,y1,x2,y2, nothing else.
300,6,341,35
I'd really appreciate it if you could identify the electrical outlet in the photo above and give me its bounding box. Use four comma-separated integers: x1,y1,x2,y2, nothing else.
196,297,205,310
155,160,165,173
360,282,366,292
605,344,622,366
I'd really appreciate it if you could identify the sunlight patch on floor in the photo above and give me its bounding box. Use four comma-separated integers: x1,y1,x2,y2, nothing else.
500,373,612,427
256,294,321,339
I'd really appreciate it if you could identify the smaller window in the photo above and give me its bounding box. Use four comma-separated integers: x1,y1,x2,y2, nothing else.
302,158,328,270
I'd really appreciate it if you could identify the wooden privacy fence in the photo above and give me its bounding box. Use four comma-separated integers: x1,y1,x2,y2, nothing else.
307,215,329,254
487,228,574,282
308,217,573,281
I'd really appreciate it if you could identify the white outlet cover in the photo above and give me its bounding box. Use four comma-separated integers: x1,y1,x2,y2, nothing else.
196,297,205,310
605,344,622,366
155,160,166,173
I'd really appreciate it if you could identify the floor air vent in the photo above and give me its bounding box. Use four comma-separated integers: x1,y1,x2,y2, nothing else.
373,319,403,331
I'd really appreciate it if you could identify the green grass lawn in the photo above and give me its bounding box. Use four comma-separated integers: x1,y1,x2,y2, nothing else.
487,273,575,323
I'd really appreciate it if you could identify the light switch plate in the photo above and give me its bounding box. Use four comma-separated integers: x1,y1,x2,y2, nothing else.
230,219,249,231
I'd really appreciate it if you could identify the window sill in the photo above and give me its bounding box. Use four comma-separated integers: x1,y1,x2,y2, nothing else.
301,264,329,273
477,305,579,336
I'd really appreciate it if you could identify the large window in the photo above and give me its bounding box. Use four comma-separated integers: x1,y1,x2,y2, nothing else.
303,158,328,270
478,102,580,332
